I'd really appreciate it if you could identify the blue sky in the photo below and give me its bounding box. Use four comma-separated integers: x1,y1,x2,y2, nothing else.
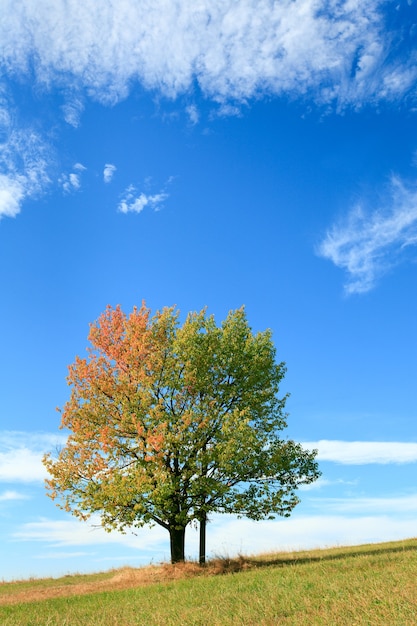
1,0,417,581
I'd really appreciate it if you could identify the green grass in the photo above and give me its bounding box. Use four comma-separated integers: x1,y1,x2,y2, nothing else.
1,538,417,625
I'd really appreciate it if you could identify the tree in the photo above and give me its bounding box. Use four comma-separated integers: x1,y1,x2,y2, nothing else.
44,303,320,563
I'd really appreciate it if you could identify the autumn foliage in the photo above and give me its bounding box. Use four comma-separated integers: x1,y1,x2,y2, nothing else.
44,303,320,563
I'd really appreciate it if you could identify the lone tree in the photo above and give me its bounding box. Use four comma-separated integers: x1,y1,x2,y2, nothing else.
44,303,320,563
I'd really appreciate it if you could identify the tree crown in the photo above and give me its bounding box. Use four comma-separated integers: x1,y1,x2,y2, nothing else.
44,303,319,540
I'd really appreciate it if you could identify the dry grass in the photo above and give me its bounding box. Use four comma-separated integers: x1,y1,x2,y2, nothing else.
1,538,416,625
0,555,249,606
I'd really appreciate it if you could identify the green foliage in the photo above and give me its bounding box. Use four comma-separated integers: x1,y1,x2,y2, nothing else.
44,303,320,562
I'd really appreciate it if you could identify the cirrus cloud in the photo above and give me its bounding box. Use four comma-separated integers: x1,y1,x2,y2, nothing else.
1,1,417,222
0,1,415,109
59,163,86,194
103,163,117,183
317,176,417,294
303,439,417,464
118,185,169,215
0,93,51,218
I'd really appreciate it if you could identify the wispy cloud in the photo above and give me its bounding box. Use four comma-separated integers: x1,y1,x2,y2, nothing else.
317,176,417,294
14,516,168,552
303,440,417,464
298,477,357,492
205,514,417,554
0,2,415,109
0,490,30,502
0,448,49,483
60,163,86,194
0,431,67,449
61,97,84,127
1,1,416,223
310,493,417,514
0,89,51,218
34,551,94,560
118,185,168,215
0,174,25,218
0,431,67,483
103,163,116,184
186,105,199,125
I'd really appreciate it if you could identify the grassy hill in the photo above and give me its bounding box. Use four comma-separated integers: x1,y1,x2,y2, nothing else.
1,538,416,625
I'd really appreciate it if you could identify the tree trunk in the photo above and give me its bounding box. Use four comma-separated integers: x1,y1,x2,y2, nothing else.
199,444,208,565
169,526,186,563
199,511,206,565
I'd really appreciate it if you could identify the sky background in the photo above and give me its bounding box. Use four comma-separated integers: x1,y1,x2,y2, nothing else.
1,0,417,581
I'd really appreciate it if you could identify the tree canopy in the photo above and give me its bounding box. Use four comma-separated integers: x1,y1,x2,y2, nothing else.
44,303,320,563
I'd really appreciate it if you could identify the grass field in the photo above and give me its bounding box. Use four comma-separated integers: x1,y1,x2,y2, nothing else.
1,538,416,625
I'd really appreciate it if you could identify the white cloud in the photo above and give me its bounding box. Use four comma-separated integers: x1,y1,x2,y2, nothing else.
206,514,417,555
0,100,51,218
103,163,116,183
303,440,417,464
68,173,80,190
311,493,417,514
186,105,199,125
0,1,414,109
118,185,168,214
0,431,67,449
0,431,67,483
298,477,357,492
0,490,29,502
0,448,49,483
211,103,243,118
60,163,86,194
0,174,25,218
35,551,95,560
61,97,84,127
14,515,168,552
0,1,416,223
317,176,417,294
